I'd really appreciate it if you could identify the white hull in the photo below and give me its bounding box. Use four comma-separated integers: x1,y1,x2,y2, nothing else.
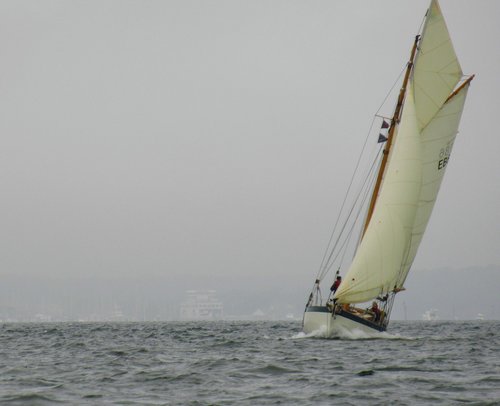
303,306,386,337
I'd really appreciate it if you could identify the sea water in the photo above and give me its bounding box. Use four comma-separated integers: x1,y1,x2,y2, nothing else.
0,320,498,405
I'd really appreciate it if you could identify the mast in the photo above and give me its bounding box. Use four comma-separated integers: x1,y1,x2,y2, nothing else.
361,35,420,239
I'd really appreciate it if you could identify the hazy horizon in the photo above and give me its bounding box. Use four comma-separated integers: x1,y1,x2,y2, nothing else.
1,1,499,321
1,265,498,323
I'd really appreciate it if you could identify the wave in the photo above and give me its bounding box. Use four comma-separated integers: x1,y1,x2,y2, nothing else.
290,325,330,339
1,321,497,405
0,392,61,404
290,325,414,340
243,364,301,375
335,327,413,340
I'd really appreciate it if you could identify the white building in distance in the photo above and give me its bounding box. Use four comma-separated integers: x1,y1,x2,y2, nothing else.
180,290,223,320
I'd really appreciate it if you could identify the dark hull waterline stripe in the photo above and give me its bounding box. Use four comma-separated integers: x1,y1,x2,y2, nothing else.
305,306,330,313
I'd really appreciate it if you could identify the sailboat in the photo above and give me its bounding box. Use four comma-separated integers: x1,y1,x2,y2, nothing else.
303,0,473,336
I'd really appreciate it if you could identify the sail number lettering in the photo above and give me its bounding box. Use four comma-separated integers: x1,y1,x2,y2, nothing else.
438,142,453,171
438,156,449,170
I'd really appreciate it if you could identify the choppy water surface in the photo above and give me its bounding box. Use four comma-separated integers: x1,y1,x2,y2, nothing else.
0,321,498,405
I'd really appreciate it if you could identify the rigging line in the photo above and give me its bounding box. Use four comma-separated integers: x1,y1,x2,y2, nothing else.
320,145,383,280
316,61,407,282
324,147,382,276
324,175,373,276
337,146,380,269
374,64,407,117
339,211,357,270
417,8,427,38
315,115,377,280
352,150,381,257
320,144,382,277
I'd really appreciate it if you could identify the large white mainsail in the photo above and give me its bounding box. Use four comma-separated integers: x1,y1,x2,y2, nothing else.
333,88,422,304
333,0,470,305
395,85,469,288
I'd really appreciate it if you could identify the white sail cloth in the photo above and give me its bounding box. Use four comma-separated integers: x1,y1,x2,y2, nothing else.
397,85,468,287
333,0,470,304
413,0,463,130
333,88,422,303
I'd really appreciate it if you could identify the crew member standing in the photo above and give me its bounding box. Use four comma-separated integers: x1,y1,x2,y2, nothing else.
371,301,381,322
330,276,342,294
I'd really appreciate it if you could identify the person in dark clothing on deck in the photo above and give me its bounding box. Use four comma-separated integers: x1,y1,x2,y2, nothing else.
330,276,342,294
371,301,381,322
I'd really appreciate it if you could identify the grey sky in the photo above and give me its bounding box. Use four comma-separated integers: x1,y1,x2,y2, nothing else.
1,0,499,287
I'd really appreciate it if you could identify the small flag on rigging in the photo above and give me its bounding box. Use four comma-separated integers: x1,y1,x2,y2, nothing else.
378,134,388,143
378,119,390,143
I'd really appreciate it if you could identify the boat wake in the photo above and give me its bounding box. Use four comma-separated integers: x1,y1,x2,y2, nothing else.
334,326,408,340
291,326,413,340
290,325,329,339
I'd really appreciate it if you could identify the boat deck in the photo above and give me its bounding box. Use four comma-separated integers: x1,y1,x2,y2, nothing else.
305,305,387,332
